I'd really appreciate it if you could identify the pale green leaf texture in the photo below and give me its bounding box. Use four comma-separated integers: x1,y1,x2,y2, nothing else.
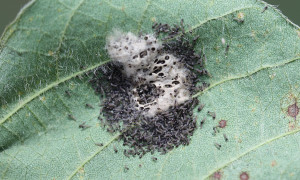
0,0,300,179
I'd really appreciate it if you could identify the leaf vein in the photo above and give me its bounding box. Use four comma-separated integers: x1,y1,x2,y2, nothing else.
26,105,47,130
55,0,86,80
137,0,152,32
193,56,300,98
67,133,120,180
203,127,300,179
0,60,110,128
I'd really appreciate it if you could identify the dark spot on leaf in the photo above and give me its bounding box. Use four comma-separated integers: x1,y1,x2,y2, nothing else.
288,121,299,131
287,103,299,120
271,160,277,167
219,120,227,128
212,171,222,180
240,172,249,180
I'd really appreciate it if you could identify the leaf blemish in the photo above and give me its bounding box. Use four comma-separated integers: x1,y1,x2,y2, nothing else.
218,120,227,128
212,171,223,180
233,12,245,23
287,102,299,120
271,160,277,167
240,172,249,180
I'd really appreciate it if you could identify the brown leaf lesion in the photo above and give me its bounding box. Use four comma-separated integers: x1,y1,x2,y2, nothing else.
287,102,299,120
280,92,300,131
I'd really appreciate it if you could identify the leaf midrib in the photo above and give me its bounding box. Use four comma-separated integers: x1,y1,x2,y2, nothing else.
0,60,110,126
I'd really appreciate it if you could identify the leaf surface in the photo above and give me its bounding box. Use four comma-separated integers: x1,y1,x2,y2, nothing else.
0,0,300,179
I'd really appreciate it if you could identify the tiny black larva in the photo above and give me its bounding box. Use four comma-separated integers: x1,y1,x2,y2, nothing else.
113,145,118,153
214,143,221,150
223,133,228,142
79,122,91,130
65,90,71,97
95,143,103,147
68,114,76,121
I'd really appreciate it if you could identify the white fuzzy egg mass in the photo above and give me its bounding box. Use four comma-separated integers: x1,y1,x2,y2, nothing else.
106,31,192,116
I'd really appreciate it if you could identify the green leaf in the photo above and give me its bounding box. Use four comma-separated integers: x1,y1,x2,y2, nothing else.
1,0,299,179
